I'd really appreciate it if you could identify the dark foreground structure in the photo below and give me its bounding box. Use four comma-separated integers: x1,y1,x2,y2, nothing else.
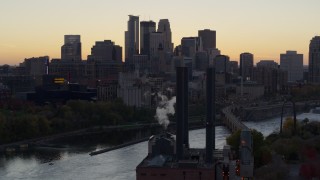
136,67,218,180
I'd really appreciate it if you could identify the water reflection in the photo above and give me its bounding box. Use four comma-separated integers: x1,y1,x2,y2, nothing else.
0,127,229,180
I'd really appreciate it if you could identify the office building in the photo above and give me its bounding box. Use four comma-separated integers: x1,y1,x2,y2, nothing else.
257,60,279,69
149,32,164,58
181,37,203,57
125,15,139,61
88,40,122,62
61,35,82,61
198,29,216,50
140,21,156,56
240,53,254,80
252,66,288,94
229,61,239,75
309,36,320,83
22,56,49,76
280,51,303,82
214,55,230,73
157,19,173,53
207,48,221,66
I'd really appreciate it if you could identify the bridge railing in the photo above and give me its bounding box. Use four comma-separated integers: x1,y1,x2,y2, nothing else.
222,106,249,132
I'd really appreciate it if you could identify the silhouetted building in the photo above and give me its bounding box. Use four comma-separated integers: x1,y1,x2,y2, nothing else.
280,51,303,82
97,80,118,101
181,37,202,57
214,55,230,73
22,56,49,76
125,15,139,61
252,66,288,94
86,60,123,87
157,19,173,53
49,59,86,84
229,61,239,75
240,52,253,80
195,51,208,71
308,36,320,83
256,60,278,69
198,29,216,50
150,32,164,58
132,55,150,73
236,81,264,100
88,40,122,62
61,35,82,61
140,21,156,56
207,48,221,66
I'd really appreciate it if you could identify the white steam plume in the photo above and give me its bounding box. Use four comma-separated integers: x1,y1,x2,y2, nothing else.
154,93,176,129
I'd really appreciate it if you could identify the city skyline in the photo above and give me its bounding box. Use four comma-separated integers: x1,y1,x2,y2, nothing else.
1,0,320,65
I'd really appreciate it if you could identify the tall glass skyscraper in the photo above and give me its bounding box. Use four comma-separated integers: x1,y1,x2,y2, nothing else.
240,52,254,80
198,29,216,50
309,36,320,83
61,35,81,61
140,21,156,56
158,19,173,53
125,15,139,61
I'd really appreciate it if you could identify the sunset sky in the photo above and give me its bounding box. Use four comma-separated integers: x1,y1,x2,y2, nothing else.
1,0,320,65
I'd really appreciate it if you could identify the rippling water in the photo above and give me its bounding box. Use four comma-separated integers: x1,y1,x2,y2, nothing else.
243,113,320,137
0,127,230,180
2,112,318,180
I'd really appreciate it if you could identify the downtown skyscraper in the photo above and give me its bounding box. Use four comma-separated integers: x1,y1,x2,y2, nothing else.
280,51,303,82
157,19,173,53
198,29,216,50
309,36,320,83
140,21,156,56
125,15,139,61
240,52,254,80
61,35,82,61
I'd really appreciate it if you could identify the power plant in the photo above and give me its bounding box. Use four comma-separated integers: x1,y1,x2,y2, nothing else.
136,67,254,180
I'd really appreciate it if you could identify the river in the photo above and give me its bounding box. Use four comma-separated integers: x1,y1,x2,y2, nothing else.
1,112,319,180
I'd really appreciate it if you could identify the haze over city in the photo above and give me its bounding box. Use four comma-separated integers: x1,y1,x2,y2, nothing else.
1,0,320,65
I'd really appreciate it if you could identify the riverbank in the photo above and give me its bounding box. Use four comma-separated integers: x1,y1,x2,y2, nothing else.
238,101,316,122
0,119,207,153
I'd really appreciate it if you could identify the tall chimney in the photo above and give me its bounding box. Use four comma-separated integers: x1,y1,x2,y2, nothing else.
176,67,188,160
183,67,189,149
206,67,215,163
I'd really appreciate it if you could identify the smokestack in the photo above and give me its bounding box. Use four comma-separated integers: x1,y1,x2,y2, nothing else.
206,67,215,164
176,67,188,160
183,67,189,149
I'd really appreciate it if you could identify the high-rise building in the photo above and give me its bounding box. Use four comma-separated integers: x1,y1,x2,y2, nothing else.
280,51,303,82
207,48,221,66
181,37,203,57
125,15,139,61
309,36,320,83
257,60,278,69
140,21,156,56
61,35,81,61
22,56,49,76
240,53,254,80
198,29,216,50
229,61,239,75
88,40,122,62
149,32,164,57
214,55,230,73
157,19,173,53
252,66,288,94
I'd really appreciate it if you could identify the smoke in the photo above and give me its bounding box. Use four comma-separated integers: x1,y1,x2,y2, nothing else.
166,87,173,93
154,93,176,129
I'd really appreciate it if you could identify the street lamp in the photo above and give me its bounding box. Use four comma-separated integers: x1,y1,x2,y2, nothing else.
280,95,297,134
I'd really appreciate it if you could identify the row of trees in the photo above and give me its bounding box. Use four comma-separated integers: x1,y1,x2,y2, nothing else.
291,84,320,101
226,118,320,179
0,99,155,144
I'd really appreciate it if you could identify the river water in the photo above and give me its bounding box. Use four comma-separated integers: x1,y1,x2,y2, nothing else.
1,112,319,180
